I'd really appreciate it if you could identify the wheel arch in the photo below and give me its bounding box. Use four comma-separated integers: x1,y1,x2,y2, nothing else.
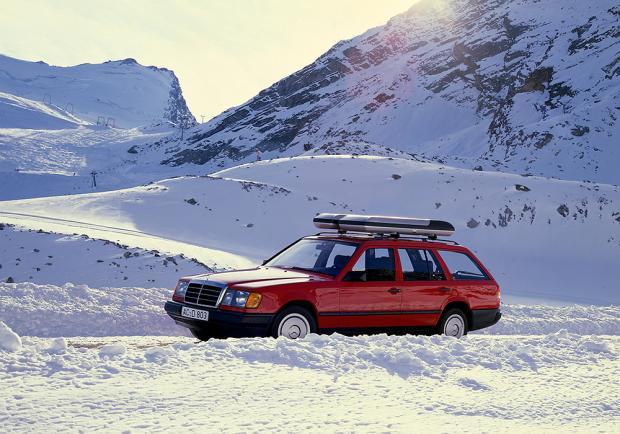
274,300,318,323
441,300,472,330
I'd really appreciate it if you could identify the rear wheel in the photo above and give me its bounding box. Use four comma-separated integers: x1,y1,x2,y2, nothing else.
271,306,317,339
439,308,468,338
190,328,216,341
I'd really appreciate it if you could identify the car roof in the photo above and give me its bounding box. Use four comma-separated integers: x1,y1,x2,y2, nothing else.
305,233,463,250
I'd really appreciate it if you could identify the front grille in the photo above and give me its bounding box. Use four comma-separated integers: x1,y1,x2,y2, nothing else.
184,283,224,307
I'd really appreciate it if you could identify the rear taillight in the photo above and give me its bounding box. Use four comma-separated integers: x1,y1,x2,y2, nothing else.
172,279,190,302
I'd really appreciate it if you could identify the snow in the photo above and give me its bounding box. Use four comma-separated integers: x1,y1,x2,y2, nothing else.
0,91,87,130
0,124,178,199
0,332,618,431
0,282,184,338
0,54,192,128
0,321,21,352
0,224,212,288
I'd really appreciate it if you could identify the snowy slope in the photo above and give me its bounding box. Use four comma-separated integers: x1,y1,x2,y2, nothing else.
144,0,620,184
0,91,87,129
1,156,618,304
0,54,195,128
0,224,211,288
0,124,189,200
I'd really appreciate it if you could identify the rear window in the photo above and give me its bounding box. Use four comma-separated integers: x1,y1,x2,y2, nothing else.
439,250,489,280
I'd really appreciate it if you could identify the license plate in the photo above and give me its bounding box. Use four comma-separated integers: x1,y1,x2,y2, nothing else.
181,306,209,321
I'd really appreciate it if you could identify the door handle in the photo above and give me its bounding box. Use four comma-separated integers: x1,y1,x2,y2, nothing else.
388,287,401,295
439,287,451,292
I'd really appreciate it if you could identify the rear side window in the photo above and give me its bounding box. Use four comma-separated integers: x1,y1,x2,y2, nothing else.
398,249,445,281
439,250,489,280
345,248,395,282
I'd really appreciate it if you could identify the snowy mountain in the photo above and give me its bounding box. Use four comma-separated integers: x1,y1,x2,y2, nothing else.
0,54,195,128
1,156,618,305
144,0,619,184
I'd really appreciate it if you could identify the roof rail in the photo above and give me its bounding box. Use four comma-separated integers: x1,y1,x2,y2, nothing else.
313,231,460,245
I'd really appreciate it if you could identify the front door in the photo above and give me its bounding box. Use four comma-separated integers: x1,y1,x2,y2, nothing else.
397,248,449,327
335,247,402,329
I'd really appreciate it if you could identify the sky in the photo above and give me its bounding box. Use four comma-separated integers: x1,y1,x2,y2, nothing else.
0,0,414,122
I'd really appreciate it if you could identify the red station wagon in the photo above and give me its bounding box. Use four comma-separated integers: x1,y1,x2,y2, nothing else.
164,213,501,340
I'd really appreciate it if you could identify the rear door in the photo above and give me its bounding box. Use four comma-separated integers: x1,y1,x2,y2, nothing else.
334,247,402,328
397,248,449,327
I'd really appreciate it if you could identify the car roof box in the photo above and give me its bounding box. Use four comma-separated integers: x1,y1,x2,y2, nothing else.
313,213,455,237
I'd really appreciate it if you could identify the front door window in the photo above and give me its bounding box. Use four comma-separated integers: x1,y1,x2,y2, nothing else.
345,248,395,281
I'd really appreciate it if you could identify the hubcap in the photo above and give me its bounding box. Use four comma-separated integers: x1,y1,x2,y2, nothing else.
278,314,310,339
444,314,465,338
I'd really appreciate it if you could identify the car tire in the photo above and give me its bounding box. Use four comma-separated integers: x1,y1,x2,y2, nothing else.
190,328,216,341
438,308,468,338
271,306,317,339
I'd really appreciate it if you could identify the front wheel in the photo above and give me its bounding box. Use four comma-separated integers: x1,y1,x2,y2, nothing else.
438,309,468,338
271,306,317,339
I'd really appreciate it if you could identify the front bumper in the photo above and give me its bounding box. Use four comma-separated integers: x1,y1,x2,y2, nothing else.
470,308,502,331
164,301,274,337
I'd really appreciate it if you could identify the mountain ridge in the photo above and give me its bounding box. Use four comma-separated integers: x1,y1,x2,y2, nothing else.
141,0,619,184
0,54,195,128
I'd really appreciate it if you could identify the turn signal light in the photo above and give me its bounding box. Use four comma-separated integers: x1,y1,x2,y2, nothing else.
245,292,262,309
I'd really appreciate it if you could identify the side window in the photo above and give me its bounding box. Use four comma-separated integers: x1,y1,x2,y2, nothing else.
439,250,489,280
399,249,446,281
324,243,357,270
345,248,395,282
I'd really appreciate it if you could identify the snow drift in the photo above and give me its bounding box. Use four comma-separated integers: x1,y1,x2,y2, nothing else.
0,321,21,352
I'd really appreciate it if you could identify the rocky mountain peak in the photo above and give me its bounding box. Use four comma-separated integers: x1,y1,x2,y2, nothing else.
150,0,619,184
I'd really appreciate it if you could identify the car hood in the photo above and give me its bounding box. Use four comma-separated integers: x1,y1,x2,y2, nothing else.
185,266,330,287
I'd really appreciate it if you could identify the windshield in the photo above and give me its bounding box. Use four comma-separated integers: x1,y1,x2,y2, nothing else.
266,239,358,276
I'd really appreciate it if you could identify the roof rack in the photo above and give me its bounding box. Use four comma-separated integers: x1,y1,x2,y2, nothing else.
313,231,460,245
313,213,455,238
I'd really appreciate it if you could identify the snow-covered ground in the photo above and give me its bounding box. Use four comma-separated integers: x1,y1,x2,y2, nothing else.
0,224,211,288
1,319,618,432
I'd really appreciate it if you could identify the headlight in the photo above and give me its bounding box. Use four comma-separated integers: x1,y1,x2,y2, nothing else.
173,280,190,301
221,289,262,309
